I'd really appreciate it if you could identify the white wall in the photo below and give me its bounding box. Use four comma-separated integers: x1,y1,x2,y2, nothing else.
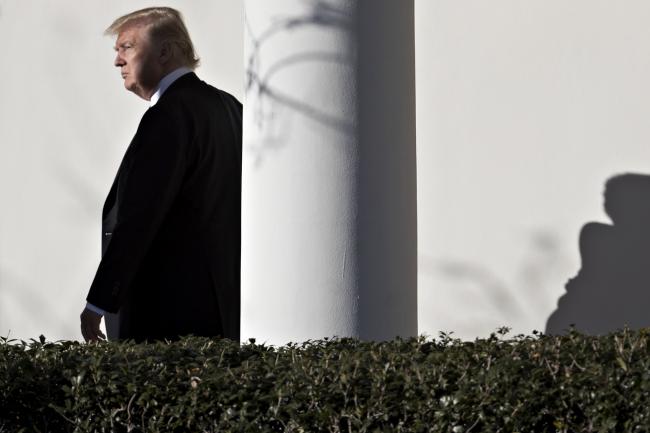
416,0,650,339
4,0,650,342
0,0,242,341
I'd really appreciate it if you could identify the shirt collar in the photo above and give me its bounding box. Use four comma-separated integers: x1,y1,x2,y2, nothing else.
149,67,193,107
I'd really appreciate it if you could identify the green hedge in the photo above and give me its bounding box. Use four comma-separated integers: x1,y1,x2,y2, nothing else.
1,328,649,432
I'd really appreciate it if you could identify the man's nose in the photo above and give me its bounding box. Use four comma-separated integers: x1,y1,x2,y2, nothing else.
114,53,125,67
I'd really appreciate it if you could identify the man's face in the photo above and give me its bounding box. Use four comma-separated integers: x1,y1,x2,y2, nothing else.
113,24,162,100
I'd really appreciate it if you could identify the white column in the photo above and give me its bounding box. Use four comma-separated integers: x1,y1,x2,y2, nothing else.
242,0,416,344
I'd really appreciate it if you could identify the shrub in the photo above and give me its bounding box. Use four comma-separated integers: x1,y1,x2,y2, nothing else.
1,328,650,432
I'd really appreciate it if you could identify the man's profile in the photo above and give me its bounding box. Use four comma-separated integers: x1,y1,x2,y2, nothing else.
80,7,241,343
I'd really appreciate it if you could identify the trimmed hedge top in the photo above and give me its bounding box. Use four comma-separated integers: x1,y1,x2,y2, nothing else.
1,328,650,432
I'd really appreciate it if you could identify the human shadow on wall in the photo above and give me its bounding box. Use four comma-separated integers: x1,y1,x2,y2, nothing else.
546,173,650,335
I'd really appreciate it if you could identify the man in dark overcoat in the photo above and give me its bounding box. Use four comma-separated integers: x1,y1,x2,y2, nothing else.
80,7,241,343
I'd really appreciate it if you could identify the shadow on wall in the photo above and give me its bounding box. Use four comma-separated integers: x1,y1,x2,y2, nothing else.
245,0,355,166
547,173,650,335
420,226,568,335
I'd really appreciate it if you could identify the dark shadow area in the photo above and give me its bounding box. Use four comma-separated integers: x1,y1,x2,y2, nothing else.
355,0,417,339
547,173,650,334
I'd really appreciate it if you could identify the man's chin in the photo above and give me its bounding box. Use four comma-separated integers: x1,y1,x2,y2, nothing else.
124,82,140,96
127,85,150,100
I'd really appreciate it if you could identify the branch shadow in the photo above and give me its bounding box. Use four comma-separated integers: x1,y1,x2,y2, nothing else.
245,0,355,165
420,226,571,335
424,257,526,321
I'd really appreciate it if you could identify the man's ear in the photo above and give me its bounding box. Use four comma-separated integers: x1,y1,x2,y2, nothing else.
159,40,173,64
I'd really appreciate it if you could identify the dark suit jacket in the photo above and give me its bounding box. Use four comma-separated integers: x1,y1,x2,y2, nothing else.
86,72,242,342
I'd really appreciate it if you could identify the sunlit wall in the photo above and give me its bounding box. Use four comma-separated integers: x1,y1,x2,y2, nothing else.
416,0,650,339
0,0,243,341
3,1,650,342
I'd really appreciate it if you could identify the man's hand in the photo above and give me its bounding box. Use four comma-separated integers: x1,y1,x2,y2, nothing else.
80,308,106,343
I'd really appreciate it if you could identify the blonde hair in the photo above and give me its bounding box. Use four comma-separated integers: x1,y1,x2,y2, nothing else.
105,7,200,69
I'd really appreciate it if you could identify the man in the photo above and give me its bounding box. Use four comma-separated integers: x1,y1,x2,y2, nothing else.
80,7,241,343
